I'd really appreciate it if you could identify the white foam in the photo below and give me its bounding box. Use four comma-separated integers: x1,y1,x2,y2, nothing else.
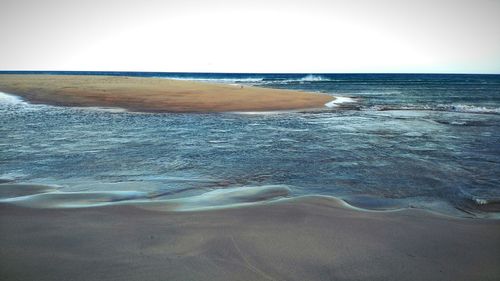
325,96,356,107
1,190,149,208
365,103,500,114
299,74,326,82
258,75,331,85
0,92,129,113
168,185,290,211
1,185,290,210
441,104,500,114
230,111,291,115
76,106,128,113
160,75,338,85
0,92,26,105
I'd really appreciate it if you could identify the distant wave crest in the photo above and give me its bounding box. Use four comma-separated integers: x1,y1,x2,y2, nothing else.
298,74,327,82
262,75,332,84
162,75,334,85
161,77,265,83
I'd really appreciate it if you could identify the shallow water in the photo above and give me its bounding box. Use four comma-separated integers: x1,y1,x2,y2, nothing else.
1,72,499,217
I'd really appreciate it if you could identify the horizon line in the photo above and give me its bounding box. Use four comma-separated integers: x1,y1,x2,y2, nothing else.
1,70,500,76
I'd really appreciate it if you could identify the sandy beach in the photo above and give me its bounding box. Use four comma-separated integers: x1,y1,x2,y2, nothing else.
1,195,499,281
0,74,334,112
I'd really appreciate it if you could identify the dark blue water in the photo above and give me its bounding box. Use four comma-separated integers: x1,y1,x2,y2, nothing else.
1,72,499,216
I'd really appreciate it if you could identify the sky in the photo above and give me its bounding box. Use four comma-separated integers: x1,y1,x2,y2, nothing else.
1,0,499,73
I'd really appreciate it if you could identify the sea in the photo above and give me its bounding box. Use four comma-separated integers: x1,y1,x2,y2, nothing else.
1,72,499,217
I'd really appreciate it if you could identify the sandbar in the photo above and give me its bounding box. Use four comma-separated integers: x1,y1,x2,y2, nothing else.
0,74,334,112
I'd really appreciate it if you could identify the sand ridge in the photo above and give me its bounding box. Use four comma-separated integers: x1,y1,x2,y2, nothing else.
0,74,334,112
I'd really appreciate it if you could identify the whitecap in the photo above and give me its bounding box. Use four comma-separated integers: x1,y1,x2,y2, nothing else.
299,74,326,82
439,104,500,114
363,103,500,115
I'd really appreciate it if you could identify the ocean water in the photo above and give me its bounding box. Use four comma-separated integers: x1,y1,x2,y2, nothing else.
1,72,499,216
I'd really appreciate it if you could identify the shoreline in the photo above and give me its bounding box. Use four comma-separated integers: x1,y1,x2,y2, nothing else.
0,74,334,113
1,196,499,281
1,182,498,218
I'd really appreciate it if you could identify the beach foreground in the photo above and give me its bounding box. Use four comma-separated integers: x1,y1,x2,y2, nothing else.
0,74,334,112
1,196,499,281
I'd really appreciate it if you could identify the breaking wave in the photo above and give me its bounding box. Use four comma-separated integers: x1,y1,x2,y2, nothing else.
297,74,327,82
161,75,336,85
160,77,265,84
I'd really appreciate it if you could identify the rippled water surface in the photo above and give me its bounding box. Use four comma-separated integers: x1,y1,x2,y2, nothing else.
1,73,499,216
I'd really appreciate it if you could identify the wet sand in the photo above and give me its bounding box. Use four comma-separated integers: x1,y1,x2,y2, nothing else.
0,74,334,112
1,196,499,281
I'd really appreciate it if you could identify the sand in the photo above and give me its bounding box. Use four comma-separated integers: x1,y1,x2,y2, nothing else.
0,74,334,112
1,196,499,281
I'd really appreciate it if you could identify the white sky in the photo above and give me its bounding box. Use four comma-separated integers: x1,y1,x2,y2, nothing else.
1,0,499,73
